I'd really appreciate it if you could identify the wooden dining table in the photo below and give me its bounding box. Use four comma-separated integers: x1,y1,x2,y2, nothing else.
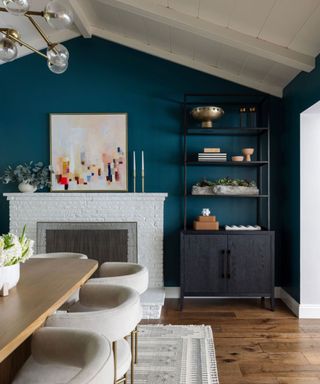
0,258,98,383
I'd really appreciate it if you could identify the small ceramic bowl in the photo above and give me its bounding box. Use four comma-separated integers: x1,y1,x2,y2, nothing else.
232,156,244,162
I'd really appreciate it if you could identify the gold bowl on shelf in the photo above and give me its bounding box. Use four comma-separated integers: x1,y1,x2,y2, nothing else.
191,106,224,128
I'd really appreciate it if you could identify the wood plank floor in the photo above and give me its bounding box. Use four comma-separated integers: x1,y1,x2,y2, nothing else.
143,299,320,384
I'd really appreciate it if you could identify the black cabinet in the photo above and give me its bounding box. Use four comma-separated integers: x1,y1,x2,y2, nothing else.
182,235,227,294
180,231,274,310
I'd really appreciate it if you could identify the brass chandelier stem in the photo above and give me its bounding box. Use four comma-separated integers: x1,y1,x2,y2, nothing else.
0,2,71,72
0,7,44,16
26,15,52,46
2,31,48,59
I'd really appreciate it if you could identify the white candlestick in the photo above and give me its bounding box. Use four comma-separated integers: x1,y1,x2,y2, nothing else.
141,150,145,193
133,151,136,193
141,150,144,172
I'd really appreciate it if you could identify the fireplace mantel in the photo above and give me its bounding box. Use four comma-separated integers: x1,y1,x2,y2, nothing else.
4,192,167,201
4,192,168,319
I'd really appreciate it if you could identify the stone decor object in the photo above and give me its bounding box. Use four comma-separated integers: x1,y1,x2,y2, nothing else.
192,185,213,195
213,185,259,195
192,185,258,196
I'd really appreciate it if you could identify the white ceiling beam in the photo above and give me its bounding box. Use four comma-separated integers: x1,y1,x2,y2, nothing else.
68,0,92,38
91,26,283,97
97,0,314,72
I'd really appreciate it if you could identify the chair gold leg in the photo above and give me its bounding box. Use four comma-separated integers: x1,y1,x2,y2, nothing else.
134,326,138,364
113,341,117,384
131,331,134,384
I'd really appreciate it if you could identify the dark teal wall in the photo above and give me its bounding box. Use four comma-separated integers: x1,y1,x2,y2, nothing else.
282,54,320,302
0,36,282,286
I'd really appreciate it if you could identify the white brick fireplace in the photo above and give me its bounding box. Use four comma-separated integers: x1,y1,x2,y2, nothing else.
4,192,168,319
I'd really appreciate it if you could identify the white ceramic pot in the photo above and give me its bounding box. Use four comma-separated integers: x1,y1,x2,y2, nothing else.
18,182,37,193
0,263,20,290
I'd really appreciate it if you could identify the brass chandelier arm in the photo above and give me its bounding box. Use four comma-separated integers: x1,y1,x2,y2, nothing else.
7,34,48,59
0,7,44,16
25,15,52,46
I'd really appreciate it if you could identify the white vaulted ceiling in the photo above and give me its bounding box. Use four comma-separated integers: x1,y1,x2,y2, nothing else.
2,0,320,96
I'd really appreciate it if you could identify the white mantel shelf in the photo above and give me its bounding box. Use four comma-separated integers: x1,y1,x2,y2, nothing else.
4,193,168,200
4,192,168,319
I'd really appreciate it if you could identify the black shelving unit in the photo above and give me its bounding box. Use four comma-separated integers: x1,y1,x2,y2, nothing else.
180,93,275,311
182,93,271,231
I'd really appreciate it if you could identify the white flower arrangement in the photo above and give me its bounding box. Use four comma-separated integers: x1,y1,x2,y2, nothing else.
0,226,34,267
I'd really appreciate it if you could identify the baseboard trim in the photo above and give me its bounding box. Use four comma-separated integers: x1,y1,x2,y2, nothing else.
299,304,320,319
276,287,300,317
164,286,304,318
164,287,181,299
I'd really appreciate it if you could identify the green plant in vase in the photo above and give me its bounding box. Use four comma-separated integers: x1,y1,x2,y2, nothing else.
0,162,51,193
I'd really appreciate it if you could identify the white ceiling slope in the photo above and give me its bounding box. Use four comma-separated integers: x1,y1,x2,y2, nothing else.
2,0,320,97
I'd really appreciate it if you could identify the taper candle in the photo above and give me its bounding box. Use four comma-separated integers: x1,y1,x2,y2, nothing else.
133,151,136,172
141,150,145,193
133,151,136,193
141,150,144,171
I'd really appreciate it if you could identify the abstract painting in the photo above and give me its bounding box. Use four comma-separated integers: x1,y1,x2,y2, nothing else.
50,113,127,191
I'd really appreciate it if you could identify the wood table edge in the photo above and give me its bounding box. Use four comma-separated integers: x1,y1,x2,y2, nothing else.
0,259,98,363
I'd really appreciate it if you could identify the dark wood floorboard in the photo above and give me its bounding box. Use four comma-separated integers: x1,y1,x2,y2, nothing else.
142,298,320,384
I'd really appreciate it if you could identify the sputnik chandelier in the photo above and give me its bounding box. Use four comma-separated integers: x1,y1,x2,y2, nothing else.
0,0,73,74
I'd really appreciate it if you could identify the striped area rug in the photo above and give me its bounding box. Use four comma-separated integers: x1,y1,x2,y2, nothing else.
131,325,219,384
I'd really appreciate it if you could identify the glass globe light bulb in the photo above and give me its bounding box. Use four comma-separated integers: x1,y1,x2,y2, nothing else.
48,60,68,74
44,0,73,29
2,0,29,15
47,43,69,66
0,37,18,62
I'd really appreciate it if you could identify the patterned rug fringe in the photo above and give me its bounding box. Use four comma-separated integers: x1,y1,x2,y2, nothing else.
127,324,219,384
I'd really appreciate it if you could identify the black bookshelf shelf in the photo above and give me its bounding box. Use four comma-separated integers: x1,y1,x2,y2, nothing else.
188,194,269,198
187,127,268,136
186,160,268,167
182,92,271,231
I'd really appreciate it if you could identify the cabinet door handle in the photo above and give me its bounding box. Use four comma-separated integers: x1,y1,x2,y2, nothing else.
221,250,226,278
227,249,231,279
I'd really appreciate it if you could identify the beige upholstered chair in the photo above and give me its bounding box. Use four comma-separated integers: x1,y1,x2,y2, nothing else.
32,252,88,308
90,262,148,363
13,327,114,384
95,262,148,295
45,284,141,384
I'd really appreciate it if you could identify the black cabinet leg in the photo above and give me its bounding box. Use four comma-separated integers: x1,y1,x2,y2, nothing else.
270,296,275,311
179,296,184,311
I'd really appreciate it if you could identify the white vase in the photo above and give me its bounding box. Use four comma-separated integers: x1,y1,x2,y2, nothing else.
18,182,37,193
0,263,20,290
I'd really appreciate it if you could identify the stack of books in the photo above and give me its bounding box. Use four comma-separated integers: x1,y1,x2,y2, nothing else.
198,148,227,162
193,215,219,230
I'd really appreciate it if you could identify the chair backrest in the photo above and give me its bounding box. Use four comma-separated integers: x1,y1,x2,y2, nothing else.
46,284,142,341
32,252,88,259
32,327,114,384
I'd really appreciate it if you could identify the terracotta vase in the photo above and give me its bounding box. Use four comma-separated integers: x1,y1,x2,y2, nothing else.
242,148,254,162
